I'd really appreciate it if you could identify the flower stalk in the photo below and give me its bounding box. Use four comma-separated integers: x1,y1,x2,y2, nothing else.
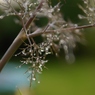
0,0,44,72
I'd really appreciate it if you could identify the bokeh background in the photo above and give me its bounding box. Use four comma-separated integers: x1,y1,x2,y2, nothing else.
0,0,95,95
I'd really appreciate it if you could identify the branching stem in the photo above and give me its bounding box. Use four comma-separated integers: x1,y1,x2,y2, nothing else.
0,0,44,72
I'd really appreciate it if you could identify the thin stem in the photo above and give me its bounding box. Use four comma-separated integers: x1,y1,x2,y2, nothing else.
28,23,95,38
61,23,95,31
0,30,26,72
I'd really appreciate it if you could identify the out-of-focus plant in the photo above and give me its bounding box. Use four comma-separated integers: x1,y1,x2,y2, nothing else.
0,0,95,86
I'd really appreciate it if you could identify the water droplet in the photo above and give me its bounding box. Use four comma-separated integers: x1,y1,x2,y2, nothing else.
29,49,32,53
89,21,92,23
18,65,21,68
78,14,86,19
34,3,37,5
22,50,26,55
57,8,60,12
39,64,43,71
60,39,65,44
56,53,58,57
15,54,17,56
89,7,94,12
50,43,53,46
45,47,49,51
0,15,4,19
34,53,36,56
83,0,88,4
32,78,36,81
38,81,40,84
41,49,44,52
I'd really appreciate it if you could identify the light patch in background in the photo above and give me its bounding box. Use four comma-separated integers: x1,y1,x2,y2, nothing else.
0,62,29,92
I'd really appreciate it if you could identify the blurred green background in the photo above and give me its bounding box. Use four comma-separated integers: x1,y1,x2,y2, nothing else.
0,0,95,95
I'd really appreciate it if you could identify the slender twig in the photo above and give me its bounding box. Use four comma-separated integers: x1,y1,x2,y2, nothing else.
62,23,95,31
0,0,44,72
28,23,95,38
